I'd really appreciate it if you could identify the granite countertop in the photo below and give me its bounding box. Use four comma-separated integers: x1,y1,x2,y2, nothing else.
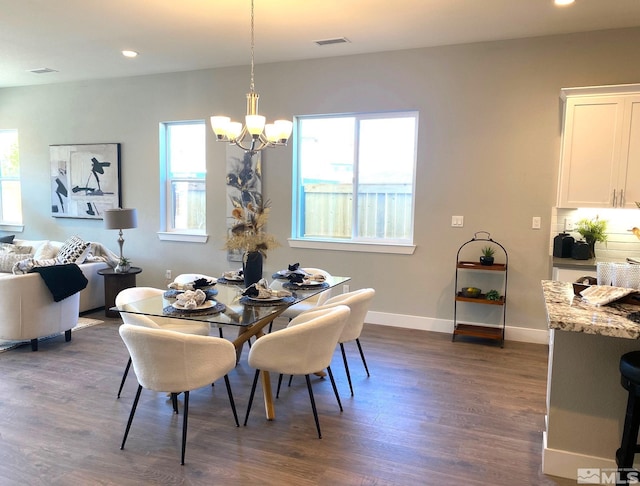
542,279,640,339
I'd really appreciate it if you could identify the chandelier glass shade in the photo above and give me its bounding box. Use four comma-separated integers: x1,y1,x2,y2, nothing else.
210,0,292,154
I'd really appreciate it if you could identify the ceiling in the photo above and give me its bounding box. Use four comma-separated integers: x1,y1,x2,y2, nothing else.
2,0,640,89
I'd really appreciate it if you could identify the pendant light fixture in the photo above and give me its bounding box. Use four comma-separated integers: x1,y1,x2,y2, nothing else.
210,0,292,154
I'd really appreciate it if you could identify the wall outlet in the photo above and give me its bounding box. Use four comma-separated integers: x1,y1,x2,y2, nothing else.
165,269,172,279
343,284,350,294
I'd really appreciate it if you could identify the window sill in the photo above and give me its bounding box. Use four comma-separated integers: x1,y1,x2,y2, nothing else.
157,232,208,243
0,223,24,233
287,238,415,255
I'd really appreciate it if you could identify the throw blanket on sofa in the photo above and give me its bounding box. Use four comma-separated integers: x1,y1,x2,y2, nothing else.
30,264,89,302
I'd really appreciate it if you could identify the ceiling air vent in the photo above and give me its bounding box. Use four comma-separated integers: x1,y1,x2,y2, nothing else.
27,67,58,75
314,37,350,46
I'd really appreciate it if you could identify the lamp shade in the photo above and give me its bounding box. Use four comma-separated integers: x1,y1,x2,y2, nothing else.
104,208,138,230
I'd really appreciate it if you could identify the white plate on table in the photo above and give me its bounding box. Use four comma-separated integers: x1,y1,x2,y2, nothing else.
247,295,283,302
293,280,325,286
171,300,215,311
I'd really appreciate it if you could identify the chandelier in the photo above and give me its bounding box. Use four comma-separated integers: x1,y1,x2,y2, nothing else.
210,0,293,154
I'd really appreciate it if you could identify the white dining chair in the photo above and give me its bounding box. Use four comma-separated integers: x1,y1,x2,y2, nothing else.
115,287,211,398
278,268,333,323
243,305,350,438
313,288,376,396
118,324,238,465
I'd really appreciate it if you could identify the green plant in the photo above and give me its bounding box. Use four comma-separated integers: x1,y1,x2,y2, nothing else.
486,289,501,301
118,257,131,265
575,216,608,245
481,246,495,258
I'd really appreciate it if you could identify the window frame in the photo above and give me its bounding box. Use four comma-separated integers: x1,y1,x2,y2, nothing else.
0,129,24,231
157,120,208,243
290,111,417,255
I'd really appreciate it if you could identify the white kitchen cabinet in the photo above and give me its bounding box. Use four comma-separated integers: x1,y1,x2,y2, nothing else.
557,84,640,208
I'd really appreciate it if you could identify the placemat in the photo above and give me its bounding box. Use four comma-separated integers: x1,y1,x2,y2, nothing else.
163,302,226,316
239,295,295,306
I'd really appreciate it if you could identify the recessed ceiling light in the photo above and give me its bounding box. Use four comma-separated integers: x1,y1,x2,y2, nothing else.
122,50,138,58
555,0,575,6
314,37,350,46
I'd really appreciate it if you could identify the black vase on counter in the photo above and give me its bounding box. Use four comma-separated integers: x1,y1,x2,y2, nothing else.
571,240,591,260
553,232,575,258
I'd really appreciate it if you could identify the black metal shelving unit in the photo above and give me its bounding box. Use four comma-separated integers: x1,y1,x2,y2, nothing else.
453,231,508,347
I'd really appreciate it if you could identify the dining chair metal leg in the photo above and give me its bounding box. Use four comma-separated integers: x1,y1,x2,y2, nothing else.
356,338,370,377
276,373,284,398
326,366,343,411
243,369,261,426
340,343,354,396
305,374,322,439
121,384,143,450
223,375,239,426
181,390,189,465
171,393,179,414
117,357,132,398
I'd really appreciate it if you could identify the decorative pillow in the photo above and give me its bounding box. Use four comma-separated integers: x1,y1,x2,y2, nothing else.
34,240,59,260
56,236,90,264
0,234,14,243
0,253,33,273
12,257,58,275
0,242,33,254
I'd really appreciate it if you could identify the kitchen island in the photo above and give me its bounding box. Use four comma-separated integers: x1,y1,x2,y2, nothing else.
542,280,640,480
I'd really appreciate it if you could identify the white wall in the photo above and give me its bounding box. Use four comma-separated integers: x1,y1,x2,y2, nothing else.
3,27,640,339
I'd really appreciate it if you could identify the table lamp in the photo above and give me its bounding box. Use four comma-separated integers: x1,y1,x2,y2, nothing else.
104,208,138,261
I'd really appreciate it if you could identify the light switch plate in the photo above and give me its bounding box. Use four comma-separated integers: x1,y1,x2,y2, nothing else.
452,216,464,227
532,216,541,229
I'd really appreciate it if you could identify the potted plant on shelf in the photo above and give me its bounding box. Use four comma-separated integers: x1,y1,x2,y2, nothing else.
575,215,608,259
480,246,495,266
115,257,131,273
224,199,279,287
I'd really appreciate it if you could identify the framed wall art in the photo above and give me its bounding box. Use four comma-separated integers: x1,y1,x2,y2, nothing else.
226,145,262,262
50,143,121,219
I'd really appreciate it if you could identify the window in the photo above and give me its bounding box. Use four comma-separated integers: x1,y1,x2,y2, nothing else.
159,121,206,241
0,129,22,225
292,112,417,252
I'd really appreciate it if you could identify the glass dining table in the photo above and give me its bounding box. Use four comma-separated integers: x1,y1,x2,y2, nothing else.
112,273,351,420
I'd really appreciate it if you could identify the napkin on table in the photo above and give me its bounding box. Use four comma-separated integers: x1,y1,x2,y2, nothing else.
287,272,326,285
175,289,207,309
168,277,216,291
242,278,292,299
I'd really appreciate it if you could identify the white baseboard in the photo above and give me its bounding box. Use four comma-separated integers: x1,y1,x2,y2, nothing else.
366,311,549,345
542,431,617,480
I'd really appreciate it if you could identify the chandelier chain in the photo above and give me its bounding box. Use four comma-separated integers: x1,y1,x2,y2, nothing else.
250,0,255,93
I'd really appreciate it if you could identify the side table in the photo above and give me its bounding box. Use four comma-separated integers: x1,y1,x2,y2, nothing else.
97,267,142,318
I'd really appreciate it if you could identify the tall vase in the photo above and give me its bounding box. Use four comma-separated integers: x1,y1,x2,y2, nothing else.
243,251,263,287
587,239,596,259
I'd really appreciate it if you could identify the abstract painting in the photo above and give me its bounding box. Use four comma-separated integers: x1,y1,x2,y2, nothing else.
50,143,121,219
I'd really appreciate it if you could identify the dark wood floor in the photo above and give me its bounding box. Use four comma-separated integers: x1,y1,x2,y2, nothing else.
0,312,578,486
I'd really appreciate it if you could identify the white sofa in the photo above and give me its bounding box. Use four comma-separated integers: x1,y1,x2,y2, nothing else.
0,275,80,350
1,238,117,313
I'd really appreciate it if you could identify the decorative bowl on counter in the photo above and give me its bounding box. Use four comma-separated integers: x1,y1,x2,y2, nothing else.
461,287,481,298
